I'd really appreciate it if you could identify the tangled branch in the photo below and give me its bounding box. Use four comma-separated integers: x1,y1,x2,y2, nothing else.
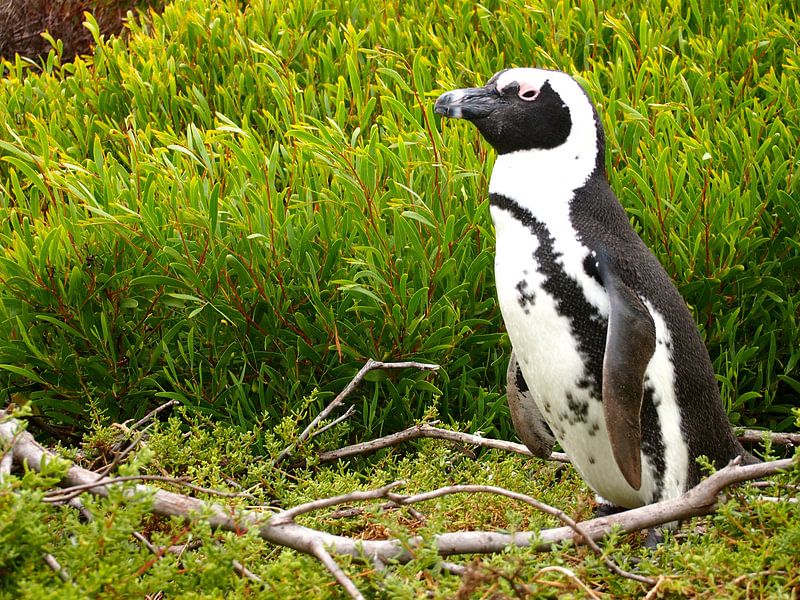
1,359,797,599
1,413,794,598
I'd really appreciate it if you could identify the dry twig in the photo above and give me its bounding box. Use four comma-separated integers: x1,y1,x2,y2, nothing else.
311,539,365,600
311,405,357,440
736,429,800,446
42,553,70,583
232,559,263,584
2,404,797,599
98,425,152,477
133,531,203,556
534,566,602,599
129,399,180,432
2,413,794,591
643,575,668,600
316,422,570,464
273,359,439,465
64,497,94,523
43,474,258,504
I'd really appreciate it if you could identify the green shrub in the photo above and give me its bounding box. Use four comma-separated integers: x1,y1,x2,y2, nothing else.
0,0,797,439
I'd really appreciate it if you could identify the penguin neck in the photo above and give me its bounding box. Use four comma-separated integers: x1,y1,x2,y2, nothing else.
488,99,607,228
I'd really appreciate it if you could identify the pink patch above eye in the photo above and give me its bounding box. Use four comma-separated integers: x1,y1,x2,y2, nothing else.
518,81,540,101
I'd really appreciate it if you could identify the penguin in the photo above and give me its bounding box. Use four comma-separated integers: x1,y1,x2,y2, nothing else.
434,68,754,510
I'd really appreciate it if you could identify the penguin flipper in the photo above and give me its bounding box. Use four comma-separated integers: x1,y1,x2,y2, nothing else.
506,351,555,459
596,251,656,491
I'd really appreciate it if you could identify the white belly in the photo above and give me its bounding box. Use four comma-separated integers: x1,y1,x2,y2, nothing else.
492,207,688,507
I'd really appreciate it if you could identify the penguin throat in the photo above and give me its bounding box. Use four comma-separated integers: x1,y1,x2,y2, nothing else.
488,92,604,216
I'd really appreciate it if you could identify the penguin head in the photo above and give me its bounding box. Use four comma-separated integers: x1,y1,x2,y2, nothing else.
435,68,603,161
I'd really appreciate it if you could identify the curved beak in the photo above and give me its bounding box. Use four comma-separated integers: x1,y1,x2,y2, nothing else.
434,85,497,120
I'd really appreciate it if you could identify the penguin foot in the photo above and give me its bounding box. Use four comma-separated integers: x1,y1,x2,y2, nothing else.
644,528,665,549
594,502,626,518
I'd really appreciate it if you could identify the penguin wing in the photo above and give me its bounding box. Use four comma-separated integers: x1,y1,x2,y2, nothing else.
506,351,555,458
596,250,656,491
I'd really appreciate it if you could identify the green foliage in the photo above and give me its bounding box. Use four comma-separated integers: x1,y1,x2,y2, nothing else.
0,0,798,441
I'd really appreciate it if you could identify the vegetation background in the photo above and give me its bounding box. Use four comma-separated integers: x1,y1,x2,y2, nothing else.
0,0,798,597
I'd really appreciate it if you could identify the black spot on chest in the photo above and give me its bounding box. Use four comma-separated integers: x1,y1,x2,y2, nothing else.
583,254,602,284
515,279,536,313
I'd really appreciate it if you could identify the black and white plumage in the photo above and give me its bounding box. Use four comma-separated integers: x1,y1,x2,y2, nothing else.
435,68,752,508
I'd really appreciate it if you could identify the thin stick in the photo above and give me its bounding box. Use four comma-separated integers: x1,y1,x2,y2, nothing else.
65,497,94,522
311,405,357,439
42,553,70,583
273,359,439,465
272,481,406,524
316,423,570,464
132,531,159,554
328,501,427,522
232,559,263,584
133,530,204,556
757,496,798,503
731,569,783,586
44,474,255,503
129,399,180,431
97,425,152,477
310,539,365,600
534,566,601,600
643,576,667,600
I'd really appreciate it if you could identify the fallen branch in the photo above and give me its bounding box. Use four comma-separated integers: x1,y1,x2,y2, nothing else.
273,359,439,465
382,484,654,585
2,409,797,600
43,474,256,503
315,422,570,464
736,429,800,446
2,414,794,562
0,425,23,482
0,448,12,480
310,423,795,468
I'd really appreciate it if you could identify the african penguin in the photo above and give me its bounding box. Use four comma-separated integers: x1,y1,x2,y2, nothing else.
435,68,753,509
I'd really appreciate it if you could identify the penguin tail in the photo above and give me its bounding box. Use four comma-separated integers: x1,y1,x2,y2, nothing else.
739,448,762,465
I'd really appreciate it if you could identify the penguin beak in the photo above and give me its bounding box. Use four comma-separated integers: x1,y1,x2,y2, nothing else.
434,85,498,120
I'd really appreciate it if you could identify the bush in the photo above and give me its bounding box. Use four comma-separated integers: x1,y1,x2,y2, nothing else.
0,0,797,439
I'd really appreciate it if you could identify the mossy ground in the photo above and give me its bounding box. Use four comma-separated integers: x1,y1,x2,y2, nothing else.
1,408,798,598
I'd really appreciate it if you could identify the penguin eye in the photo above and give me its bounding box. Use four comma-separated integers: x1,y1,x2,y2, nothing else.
518,88,540,102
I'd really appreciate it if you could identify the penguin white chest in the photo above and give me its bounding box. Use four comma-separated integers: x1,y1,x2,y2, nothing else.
490,205,657,508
